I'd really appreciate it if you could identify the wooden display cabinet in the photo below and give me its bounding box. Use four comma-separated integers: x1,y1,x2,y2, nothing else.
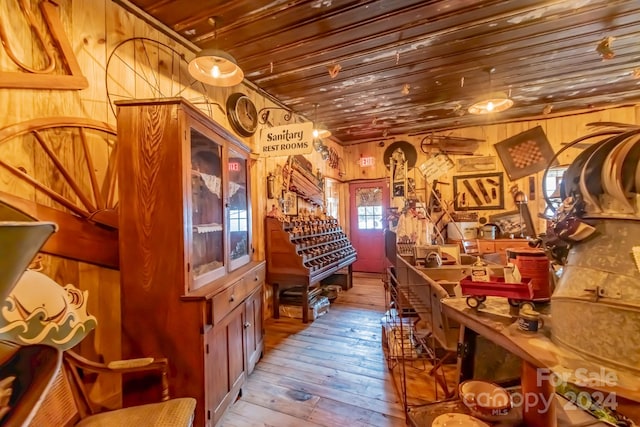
265,216,356,322
116,98,264,427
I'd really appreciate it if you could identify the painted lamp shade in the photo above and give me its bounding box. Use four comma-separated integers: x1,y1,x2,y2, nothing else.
0,201,57,302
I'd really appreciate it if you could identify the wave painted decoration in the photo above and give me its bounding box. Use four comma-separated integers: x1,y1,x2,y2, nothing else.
0,270,97,350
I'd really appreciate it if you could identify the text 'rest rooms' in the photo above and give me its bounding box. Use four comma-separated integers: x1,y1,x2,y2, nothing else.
263,129,308,153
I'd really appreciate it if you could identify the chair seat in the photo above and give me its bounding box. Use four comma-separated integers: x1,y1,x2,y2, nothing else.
75,397,196,427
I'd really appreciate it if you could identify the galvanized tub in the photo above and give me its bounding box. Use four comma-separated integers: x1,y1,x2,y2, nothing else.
551,219,640,374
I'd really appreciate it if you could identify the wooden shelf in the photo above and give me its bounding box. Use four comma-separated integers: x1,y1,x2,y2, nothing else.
266,216,356,323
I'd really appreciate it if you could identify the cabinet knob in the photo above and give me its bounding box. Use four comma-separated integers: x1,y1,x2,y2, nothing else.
229,295,235,302
254,275,258,281
244,322,251,329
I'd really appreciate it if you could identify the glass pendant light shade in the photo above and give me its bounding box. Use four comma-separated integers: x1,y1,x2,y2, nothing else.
312,124,332,139
188,49,244,87
468,92,513,115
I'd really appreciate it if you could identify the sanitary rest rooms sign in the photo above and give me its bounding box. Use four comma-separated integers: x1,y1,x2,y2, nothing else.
260,123,314,157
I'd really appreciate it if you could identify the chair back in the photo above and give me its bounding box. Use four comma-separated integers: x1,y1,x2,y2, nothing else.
462,239,480,255
28,367,80,427
0,343,62,427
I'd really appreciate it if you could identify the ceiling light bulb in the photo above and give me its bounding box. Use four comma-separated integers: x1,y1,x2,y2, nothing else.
211,64,221,78
313,128,319,138
468,93,513,115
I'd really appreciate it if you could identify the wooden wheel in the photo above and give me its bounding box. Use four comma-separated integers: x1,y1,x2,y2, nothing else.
0,118,118,229
106,37,217,120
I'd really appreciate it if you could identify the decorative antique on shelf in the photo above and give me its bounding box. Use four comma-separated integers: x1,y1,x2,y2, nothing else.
284,154,324,206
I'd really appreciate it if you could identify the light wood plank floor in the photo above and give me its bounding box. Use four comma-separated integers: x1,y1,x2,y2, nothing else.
219,273,456,427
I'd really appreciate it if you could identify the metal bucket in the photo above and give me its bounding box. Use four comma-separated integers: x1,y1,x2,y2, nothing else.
480,224,499,240
551,219,640,374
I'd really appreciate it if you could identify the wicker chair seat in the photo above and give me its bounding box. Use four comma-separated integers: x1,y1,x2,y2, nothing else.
75,398,196,427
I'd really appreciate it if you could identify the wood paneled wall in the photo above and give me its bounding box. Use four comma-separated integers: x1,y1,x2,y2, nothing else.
342,107,640,235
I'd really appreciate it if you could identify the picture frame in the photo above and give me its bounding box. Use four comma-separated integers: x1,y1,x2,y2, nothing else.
494,126,557,180
283,191,298,216
456,156,497,173
392,182,405,197
453,172,504,211
489,210,527,238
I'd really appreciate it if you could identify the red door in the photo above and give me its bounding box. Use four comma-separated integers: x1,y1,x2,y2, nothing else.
349,180,389,273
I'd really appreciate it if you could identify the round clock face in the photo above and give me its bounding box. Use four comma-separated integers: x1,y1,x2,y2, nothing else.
227,93,258,137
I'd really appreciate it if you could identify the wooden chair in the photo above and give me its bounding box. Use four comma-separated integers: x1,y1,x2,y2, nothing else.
0,342,61,427
461,239,480,256
29,350,196,427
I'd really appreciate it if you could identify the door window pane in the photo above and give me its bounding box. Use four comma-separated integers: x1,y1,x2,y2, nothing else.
356,187,383,230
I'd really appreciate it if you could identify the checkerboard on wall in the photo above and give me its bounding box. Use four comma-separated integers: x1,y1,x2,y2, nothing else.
494,126,557,180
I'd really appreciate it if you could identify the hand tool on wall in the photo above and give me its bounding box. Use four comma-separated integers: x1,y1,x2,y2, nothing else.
463,179,482,206
427,180,448,214
476,179,491,203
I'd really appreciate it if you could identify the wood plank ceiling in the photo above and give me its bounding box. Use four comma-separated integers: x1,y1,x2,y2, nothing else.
120,0,640,145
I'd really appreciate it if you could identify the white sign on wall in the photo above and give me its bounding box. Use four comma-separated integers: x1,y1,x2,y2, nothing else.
259,123,314,157
418,153,454,181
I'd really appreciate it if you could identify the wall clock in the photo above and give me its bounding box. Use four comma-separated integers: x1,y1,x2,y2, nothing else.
226,93,258,137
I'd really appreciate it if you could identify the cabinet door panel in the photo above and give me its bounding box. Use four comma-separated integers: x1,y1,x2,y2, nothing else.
207,304,246,425
207,324,229,416
244,287,264,374
190,127,225,289
228,149,250,270
228,308,245,388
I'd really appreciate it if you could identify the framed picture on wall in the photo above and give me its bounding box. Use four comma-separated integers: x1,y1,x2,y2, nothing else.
453,172,504,211
283,191,298,216
494,126,557,180
392,182,405,197
456,156,497,173
489,210,527,238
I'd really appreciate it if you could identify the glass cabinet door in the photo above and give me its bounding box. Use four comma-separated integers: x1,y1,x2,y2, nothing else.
228,149,250,269
190,128,224,286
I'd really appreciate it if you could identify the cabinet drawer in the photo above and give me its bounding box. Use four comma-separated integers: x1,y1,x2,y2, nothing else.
212,278,251,324
248,264,266,288
478,241,496,254
210,264,266,325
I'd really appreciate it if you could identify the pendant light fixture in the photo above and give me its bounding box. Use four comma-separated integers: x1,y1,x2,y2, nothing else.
311,103,332,139
313,123,332,139
468,67,513,115
188,17,244,87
